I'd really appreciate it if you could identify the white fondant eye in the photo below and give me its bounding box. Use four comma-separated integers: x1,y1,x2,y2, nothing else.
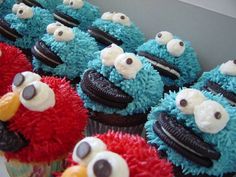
20,81,55,112
194,100,229,134
114,53,142,79
176,88,206,115
219,60,236,76
101,44,124,66
87,151,129,177
54,26,75,42
167,39,185,57
12,3,24,13
47,22,64,34
155,31,174,45
63,0,70,5
101,12,115,21
68,0,84,9
12,72,41,93
72,137,107,166
112,13,131,27
16,5,33,19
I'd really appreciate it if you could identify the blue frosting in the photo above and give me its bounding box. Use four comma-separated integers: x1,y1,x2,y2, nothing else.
0,7,54,49
55,1,100,31
77,52,164,116
34,0,62,12
0,0,16,18
33,28,99,80
145,90,236,176
91,18,145,53
137,38,202,87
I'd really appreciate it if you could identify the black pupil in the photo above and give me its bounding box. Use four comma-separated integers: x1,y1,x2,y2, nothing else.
70,1,73,5
157,33,162,38
76,142,91,159
58,31,63,36
13,73,25,87
120,15,125,20
233,60,236,64
126,58,133,65
22,85,36,100
179,41,184,47
214,112,222,119
93,159,112,177
180,99,187,107
19,9,23,14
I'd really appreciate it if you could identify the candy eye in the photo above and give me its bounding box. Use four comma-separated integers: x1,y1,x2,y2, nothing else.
176,88,206,114
12,3,25,13
12,72,41,93
219,60,236,76
63,0,70,5
114,53,142,79
68,0,84,9
155,31,173,45
101,12,115,21
47,22,64,34
100,44,124,66
16,4,33,19
194,100,229,134
167,39,185,57
54,26,75,42
72,137,107,166
20,81,55,112
87,151,129,177
112,13,131,27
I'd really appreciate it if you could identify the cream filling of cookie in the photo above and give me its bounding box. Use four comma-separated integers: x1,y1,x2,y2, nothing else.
0,25,19,39
53,13,78,27
147,59,180,78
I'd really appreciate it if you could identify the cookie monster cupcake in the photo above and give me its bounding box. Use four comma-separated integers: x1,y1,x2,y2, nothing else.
145,88,236,177
78,44,164,135
0,3,54,59
32,23,98,83
137,31,202,92
55,131,173,177
53,0,100,31
0,71,88,177
0,42,32,96
0,0,16,18
193,60,236,106
88,12,145,52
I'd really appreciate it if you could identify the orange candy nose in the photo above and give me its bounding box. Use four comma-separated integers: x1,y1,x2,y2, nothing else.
61,165,88,177
0,92,20,121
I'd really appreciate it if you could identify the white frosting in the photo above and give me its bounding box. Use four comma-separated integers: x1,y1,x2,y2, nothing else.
100,44,124,66
87,151,129,177
54,26,75,42
12,71,41,93
16,4,33,19
47,22,64,34
194,100,229,134
20,81,56,112
155,31,174,45
176,88,206,114
167,39,185,57
114,53,142,79
72,137,107,166
112,13,131,27
219,60,236,76
69,0,84,9
12,3,25,13
101,12,115,21
63,0,70,5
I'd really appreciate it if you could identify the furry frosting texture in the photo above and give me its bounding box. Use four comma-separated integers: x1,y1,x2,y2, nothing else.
32,0,62,12
0,5,54,49
0,0,16,18
55,1,100,31
137,33,201,88
0,43,32,96
33,26,99,80
145,90,236,176
77,51,164,116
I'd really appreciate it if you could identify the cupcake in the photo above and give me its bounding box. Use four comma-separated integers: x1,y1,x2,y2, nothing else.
0,71,88,177
145,88,236,177
53,0,100,31
88,12,145,52
0,0,16,18
78,44,164,135
193,60,236,106
56,131,173,177
0,42,32,96
0,3,54,58
137,31,202,92
32,23,98,83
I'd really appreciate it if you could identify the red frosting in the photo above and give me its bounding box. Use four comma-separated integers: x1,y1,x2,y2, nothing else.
56,131,173,177
0,43,32,96
5,77,88,163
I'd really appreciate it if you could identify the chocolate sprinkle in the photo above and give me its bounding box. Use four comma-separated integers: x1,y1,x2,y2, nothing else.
93,159,112,177
76,142,91,159
22,85,36,100
180,99,187,107
13,73,25,87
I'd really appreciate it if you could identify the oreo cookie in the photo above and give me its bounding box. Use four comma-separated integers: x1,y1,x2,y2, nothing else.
88,27,123,46
153,112,220,167
20,0,43,8
0,19,22,41
81,69,133,109
138,51,180,80
53,10,80,28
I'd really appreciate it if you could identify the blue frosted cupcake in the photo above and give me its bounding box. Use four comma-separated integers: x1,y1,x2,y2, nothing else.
78,44,164,135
